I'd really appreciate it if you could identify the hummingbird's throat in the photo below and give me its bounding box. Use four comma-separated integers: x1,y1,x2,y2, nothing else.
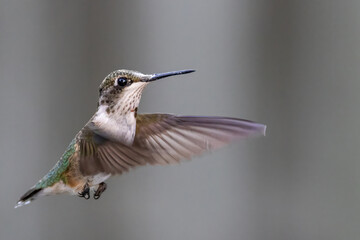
93,82,147,144
114,82,146,115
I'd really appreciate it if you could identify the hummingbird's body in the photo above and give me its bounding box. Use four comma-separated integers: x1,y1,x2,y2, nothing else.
16,69,266,208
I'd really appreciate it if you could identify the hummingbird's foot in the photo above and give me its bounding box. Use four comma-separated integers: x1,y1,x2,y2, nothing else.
94,182,107,200
78,183,90,200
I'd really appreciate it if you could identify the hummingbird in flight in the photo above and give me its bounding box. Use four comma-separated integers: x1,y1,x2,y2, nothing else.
15,69,266,208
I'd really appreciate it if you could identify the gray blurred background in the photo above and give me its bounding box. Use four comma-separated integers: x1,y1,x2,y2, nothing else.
1,1,360,240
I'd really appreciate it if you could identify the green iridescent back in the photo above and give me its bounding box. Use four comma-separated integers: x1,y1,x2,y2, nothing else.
34,139,76,189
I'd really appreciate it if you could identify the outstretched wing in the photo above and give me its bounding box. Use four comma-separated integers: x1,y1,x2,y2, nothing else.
78,114,266,176
132,114,266,165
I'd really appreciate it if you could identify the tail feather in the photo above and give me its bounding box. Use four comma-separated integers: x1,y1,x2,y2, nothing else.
15,188,42,208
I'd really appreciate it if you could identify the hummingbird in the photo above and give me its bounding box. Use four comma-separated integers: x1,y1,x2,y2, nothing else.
15,69,266,208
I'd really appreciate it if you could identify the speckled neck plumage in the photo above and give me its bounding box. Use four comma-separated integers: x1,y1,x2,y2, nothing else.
93,82,148,144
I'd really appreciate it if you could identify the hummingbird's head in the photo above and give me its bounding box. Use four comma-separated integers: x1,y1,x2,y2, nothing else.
97,69,195,115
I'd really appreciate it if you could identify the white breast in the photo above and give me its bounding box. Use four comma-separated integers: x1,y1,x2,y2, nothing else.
93,106,136,145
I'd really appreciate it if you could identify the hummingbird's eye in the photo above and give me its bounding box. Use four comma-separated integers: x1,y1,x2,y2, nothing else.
117,77,127,87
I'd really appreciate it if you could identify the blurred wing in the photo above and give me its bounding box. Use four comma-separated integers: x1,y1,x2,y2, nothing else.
133,114,266,165
78,125,148,176
78,114,266,176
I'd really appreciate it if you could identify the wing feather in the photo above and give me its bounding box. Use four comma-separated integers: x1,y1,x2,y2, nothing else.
78,114,266,176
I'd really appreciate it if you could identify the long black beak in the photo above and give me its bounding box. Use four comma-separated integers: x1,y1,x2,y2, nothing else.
144,69,195,82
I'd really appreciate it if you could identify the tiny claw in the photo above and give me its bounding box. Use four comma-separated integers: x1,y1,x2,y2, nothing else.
94,182,107,200
78,192,90,200
78,183,90,200
84,193,90,200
